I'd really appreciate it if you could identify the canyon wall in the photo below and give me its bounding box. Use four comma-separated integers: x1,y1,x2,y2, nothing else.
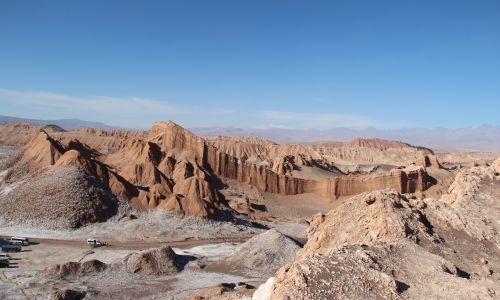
205,147,430,199
149,122,431,199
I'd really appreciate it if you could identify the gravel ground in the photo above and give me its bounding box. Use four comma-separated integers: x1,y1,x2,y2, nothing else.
0,209,262,243
0,145,20,171
0,237,262,299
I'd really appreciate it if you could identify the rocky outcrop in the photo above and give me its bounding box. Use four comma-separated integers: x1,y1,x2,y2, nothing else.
225,229,301,275
158,176,220,218
343,138,431,151
417,153,443,168
45,259,108,279
0,123,146,152
298,191,438,257
0,123,41,145
149,121,206,161
184,282,255,300
0,166,119,229
493,157,500,175
21,130,66,170
124,246,182,276
269,187,500,299
1,121,436,223
206,147,431,199
48,289,86,300
314,138,433,165
54,142,139,200
105,139,164,186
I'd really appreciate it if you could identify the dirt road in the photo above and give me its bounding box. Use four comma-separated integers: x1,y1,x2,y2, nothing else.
2,235,253,251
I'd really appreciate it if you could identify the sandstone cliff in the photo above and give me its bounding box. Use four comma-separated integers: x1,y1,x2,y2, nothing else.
314,138,433,165
1,121,436,222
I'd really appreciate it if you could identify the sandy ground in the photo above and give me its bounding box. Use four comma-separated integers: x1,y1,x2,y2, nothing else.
0,237,266,299
260,192,346,222
0,209,260,242
0,208,274,299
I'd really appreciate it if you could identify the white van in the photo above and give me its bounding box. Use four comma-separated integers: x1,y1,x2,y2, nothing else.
10,237,29,246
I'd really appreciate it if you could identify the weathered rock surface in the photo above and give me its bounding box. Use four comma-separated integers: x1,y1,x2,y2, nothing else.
314,138,433,165
48,289,86,300
0,166,118,229
225,229,301,275
45,259,108,279
269,170,500,299
493,157,500,175
123,246,182,276
0,121,437,223
183,282,255,300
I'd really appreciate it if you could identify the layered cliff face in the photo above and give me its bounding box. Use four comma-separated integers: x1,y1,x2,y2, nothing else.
0,123,146,153
0,125,220,224
208,136,342,180
1,121,437,225
149,121,207,162
104,139,165,186
314,138,433,165
20,130,66,170
205,146,431,199
0,123,41,145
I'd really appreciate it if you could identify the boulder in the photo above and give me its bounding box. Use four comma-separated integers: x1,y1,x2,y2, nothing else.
48,289,86,300
225,229,300,275
124,246,181,276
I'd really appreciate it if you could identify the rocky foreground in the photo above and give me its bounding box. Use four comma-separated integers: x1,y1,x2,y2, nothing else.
264,161,500,299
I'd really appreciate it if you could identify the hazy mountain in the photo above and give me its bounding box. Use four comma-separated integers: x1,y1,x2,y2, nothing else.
1,114,498,151
0,115,118,130
191,125,500,152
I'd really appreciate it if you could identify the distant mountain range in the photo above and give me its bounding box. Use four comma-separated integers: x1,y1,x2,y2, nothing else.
0,115,119,131
191,126,500,152
1,115,498,151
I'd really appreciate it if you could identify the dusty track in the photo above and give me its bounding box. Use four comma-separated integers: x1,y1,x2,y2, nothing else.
3,235,254,251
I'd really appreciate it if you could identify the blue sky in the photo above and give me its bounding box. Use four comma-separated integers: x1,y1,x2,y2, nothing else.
0,0,499,129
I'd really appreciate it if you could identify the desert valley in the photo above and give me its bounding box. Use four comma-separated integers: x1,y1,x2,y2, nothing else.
0,120,498,299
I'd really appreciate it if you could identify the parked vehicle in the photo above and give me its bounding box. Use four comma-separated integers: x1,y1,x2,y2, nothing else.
10,237,29,246
0,253,10,259
87,238,103,247
0,257,9,267
1,245,21,252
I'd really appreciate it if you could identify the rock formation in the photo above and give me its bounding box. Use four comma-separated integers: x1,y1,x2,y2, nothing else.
0,166,119,229
268,170,500,299
123,246,182,276
493,157,500,175
48,289,86,300
314,138,433,165
225,229,301,275
184,282,255,300
45,259,108,279
0,121,437,224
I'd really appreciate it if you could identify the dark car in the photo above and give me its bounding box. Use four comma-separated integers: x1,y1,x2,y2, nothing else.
0,257,9,267
1,245,22,252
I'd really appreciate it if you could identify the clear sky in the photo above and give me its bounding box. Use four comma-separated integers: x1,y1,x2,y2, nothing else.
0,0,499,129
